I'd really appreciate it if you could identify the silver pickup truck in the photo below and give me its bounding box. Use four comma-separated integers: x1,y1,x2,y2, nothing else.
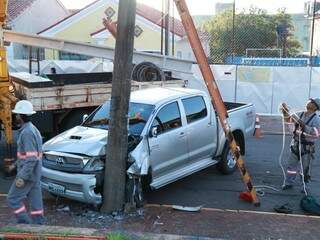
40,87,256,206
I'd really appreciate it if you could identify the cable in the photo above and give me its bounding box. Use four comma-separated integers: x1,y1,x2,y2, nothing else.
298,131,308,196
279,114,287,187
279,104,308,196
131,62,165,82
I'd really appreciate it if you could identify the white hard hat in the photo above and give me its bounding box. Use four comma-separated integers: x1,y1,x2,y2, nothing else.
12,100,36,115
311,98,320,110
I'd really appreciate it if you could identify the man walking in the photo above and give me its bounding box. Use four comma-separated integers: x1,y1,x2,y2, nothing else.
280,98,320,191
6,100,44,224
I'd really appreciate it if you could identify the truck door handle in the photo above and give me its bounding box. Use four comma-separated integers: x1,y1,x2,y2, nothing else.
179,132,186,138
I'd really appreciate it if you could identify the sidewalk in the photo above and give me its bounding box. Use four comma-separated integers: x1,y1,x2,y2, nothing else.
1,195,320,240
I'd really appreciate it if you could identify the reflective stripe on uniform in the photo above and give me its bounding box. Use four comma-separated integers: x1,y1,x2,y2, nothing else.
17,151,43,160
30,209,44,215
287,170,297,175
14,205,26,214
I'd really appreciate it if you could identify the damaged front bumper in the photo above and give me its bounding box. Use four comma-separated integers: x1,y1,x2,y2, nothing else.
41,166,102,206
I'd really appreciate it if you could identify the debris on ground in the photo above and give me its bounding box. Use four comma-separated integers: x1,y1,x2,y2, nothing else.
172,205,202,212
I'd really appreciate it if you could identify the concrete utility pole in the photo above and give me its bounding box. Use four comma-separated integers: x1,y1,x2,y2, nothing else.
101,0,136,213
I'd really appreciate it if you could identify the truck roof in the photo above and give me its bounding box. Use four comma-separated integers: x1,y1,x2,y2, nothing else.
130,87,205,105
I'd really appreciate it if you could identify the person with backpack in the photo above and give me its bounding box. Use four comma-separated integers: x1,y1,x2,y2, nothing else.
280,98,320,191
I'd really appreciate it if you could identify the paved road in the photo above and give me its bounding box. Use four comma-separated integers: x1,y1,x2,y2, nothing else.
1,132,320,215
145,134,320,214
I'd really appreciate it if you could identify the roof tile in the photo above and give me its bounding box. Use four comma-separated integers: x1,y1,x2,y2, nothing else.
7,0,37,21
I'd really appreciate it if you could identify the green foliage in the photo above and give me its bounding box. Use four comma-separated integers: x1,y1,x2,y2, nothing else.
204,7,302,63
106,232,130,240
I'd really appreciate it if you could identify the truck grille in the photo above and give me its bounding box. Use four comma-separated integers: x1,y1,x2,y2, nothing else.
43,153,84,172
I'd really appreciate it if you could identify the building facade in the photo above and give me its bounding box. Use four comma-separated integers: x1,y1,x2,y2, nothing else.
7,0,69,59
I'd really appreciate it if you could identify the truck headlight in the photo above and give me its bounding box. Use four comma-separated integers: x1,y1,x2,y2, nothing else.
83,157,105,172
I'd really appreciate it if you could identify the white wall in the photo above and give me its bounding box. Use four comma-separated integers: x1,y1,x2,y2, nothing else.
192,64,320,114
175,37,210,61
8,0,69,59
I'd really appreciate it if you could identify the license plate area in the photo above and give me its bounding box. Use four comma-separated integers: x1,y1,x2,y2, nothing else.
48,182,66,194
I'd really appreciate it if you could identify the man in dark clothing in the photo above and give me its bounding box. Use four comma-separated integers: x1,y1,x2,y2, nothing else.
6,100,44,224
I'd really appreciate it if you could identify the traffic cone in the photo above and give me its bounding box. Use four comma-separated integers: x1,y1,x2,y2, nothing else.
253,115,262,138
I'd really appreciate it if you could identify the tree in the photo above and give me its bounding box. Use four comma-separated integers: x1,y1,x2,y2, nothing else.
204,8,302,63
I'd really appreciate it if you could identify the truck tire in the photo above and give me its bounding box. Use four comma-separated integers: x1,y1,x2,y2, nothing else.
218,143,237,174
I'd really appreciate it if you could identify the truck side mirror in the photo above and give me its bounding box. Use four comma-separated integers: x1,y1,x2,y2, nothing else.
149,126,158,138
82,114,89,123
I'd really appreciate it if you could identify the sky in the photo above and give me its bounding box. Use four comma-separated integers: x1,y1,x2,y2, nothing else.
59,0,306,15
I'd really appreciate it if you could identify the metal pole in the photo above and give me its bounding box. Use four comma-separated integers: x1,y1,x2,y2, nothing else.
171,0,175,56
165,0,170,55
101,0,136,213
308,0,317,98
232,0,236,64
310,0,316,66
161,0,164,55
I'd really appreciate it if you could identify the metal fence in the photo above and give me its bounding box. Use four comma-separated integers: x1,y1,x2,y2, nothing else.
172,0,320,66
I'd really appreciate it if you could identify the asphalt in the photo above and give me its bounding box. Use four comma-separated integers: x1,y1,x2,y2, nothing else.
1,116,320,239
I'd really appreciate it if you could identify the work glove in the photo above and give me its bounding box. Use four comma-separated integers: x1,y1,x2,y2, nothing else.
280,102,290,116
15,178,25,188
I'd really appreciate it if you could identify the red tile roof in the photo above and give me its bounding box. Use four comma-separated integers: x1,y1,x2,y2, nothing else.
136,2,185,37
38,0,185,37
7,0,37,21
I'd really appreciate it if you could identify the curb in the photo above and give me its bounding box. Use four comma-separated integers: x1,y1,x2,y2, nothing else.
0,233,105,240
0,224,226,240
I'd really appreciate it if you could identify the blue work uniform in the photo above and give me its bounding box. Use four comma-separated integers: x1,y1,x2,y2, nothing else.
6,122,44,224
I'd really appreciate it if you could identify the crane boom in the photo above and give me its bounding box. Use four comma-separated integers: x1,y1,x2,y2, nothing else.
3,31,193,74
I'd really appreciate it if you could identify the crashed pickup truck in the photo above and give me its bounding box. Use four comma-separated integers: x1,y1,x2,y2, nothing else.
40,87,256,206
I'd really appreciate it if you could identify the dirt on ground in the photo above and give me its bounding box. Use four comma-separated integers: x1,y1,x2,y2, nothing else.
1,196,320,240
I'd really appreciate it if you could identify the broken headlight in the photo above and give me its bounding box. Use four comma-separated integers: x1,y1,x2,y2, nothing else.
83,157,105,172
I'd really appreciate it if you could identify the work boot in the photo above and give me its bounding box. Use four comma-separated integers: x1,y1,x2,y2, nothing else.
282,184,293,190
16,212,31,224
31,215,45,225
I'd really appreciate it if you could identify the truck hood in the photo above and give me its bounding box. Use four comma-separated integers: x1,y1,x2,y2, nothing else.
43,126,108,156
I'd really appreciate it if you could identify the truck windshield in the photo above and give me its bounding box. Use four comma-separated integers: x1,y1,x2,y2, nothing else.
83,101,155,135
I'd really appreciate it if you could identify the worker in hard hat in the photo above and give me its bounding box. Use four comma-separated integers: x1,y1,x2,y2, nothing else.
280,98,320,192
6,100,44,224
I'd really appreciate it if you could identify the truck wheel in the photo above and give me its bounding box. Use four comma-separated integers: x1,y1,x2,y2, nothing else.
218,143,237,174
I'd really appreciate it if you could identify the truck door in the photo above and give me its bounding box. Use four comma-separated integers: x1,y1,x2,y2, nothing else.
181,96,216,162
149,101,189,178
